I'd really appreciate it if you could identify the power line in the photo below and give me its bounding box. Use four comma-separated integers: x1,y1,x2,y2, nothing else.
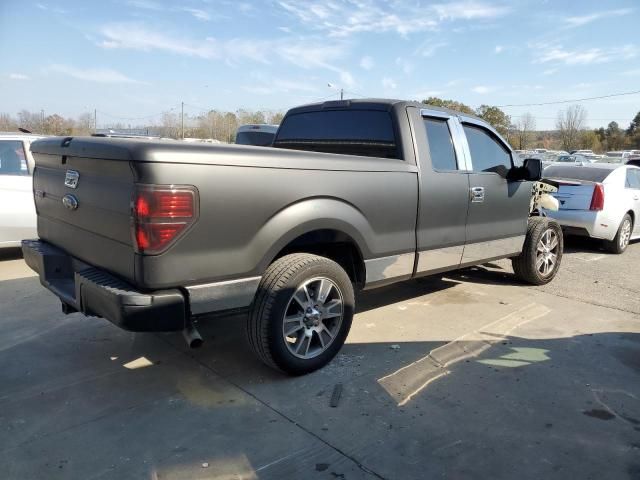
496,89,640,108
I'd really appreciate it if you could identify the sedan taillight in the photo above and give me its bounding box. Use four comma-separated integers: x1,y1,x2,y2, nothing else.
589,183,605,211
132,185,199,254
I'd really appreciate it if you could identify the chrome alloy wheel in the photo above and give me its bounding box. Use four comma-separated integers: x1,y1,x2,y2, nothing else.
536,228,559,277
619,218,632,250
282,277,344,359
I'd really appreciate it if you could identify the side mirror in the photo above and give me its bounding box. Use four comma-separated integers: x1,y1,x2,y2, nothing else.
523,158,543,181
509,158,542,181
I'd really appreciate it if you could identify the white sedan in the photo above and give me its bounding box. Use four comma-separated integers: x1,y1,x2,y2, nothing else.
542,163,640,253
0,133,44,248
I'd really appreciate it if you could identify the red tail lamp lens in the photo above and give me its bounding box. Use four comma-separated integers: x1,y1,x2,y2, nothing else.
132,186,198,254
589,183,605,211
134,190,194,218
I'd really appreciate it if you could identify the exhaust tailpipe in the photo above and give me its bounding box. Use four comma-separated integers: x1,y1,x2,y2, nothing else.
183,323,203,349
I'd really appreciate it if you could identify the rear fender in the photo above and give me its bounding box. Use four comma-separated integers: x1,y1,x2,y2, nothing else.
251,197,374,274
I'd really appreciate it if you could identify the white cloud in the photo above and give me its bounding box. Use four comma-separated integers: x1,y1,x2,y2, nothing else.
277,0,510,37
182,8,211,21
413,90,444,99
48,64,145,84
494,45,503,53
242,73,319,95
97,23,352,82
360,56,374,70
472,85,493,94
542,68,557,76
565,8,633,27
532,43,638,65
623,68,640,76
382,77,397,90
8,73,29,80
414,41,448,57
395,57,414,75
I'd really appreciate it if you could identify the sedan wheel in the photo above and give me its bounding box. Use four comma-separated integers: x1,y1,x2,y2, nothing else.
535,228,559,277
619,218,632,250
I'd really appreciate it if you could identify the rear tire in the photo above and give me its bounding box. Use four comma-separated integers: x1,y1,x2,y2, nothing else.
512,217,563,285
604,214,632,254
247,253,354,375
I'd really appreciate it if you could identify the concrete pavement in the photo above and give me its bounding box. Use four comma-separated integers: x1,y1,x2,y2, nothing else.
0,239,639,479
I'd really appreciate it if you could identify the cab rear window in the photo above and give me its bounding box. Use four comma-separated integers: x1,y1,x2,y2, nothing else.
274,110,399,159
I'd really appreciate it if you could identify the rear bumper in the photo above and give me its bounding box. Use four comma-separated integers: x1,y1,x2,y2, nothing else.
542,209,616,241
22,239,187,332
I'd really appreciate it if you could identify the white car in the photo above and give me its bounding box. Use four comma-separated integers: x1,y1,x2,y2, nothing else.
0,133,44,248
543,163,640,253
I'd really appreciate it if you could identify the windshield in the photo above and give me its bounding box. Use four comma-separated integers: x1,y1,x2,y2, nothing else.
274,109,398,159
235,131,275,146
0,140,28,175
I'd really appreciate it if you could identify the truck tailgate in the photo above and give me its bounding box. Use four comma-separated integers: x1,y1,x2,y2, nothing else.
31,139,136,282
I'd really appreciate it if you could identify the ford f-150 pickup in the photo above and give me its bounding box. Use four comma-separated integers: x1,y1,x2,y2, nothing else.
22,99,563,374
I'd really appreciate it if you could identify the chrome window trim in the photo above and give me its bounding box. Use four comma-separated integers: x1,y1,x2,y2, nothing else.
420,109,471,171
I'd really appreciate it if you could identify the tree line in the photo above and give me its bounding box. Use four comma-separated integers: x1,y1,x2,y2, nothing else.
0,109,284,142
2,100,639,152
421,97,640,153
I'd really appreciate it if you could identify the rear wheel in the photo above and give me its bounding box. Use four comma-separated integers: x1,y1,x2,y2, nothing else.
247,253,354,375
604,214,632,254
512,217,563,285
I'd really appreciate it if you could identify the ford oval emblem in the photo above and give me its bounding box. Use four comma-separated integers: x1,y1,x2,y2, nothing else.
62,194,79,211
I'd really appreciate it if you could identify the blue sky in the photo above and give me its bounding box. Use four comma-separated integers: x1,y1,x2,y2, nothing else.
1,0,639,129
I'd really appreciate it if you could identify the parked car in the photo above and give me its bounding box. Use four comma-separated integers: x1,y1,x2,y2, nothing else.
235,124,279,146
606,151,634,159
0,132,45,248
543,163,640,253
569,149,594,155
22,99,562,374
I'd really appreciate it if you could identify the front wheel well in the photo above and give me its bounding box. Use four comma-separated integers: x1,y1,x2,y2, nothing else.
273,229,366,288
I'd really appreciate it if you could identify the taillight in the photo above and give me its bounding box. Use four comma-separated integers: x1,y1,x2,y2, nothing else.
589,183,605,211
132,185,198,254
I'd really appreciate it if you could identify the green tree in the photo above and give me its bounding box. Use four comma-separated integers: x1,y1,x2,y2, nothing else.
476,105,512,137
626,111,640,136
605,121,624,151
421,97,475,115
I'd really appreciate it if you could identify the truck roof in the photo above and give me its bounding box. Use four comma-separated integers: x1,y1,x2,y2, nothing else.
286,98,485,122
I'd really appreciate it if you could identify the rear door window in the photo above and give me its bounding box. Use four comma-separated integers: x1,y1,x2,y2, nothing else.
423,118,458,171
463,124,512,174
274,110,399,159
0,140,28,175
627,169,640,189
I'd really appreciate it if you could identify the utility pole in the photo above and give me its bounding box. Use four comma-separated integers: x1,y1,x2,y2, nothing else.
41,109,44,133
94,109,97,133
181,101,185,139
340,88,344,100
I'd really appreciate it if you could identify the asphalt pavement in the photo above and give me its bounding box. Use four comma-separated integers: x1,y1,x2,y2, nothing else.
0,238,639,480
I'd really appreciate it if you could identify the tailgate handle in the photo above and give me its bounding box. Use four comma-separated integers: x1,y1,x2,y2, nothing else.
61,137,73,147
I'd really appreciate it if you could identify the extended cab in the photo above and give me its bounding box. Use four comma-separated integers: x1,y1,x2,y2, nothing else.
23,100,562,374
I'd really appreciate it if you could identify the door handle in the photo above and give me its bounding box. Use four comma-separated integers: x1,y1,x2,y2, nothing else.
470,186,485,203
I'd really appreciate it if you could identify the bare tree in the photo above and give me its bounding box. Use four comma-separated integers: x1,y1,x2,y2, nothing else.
515,113,536,150
556,105,587,151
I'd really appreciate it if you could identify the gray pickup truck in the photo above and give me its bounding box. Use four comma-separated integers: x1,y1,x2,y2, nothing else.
23,99,562,374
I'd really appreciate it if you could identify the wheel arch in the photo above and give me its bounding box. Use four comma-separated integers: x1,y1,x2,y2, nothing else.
252,197,373,285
